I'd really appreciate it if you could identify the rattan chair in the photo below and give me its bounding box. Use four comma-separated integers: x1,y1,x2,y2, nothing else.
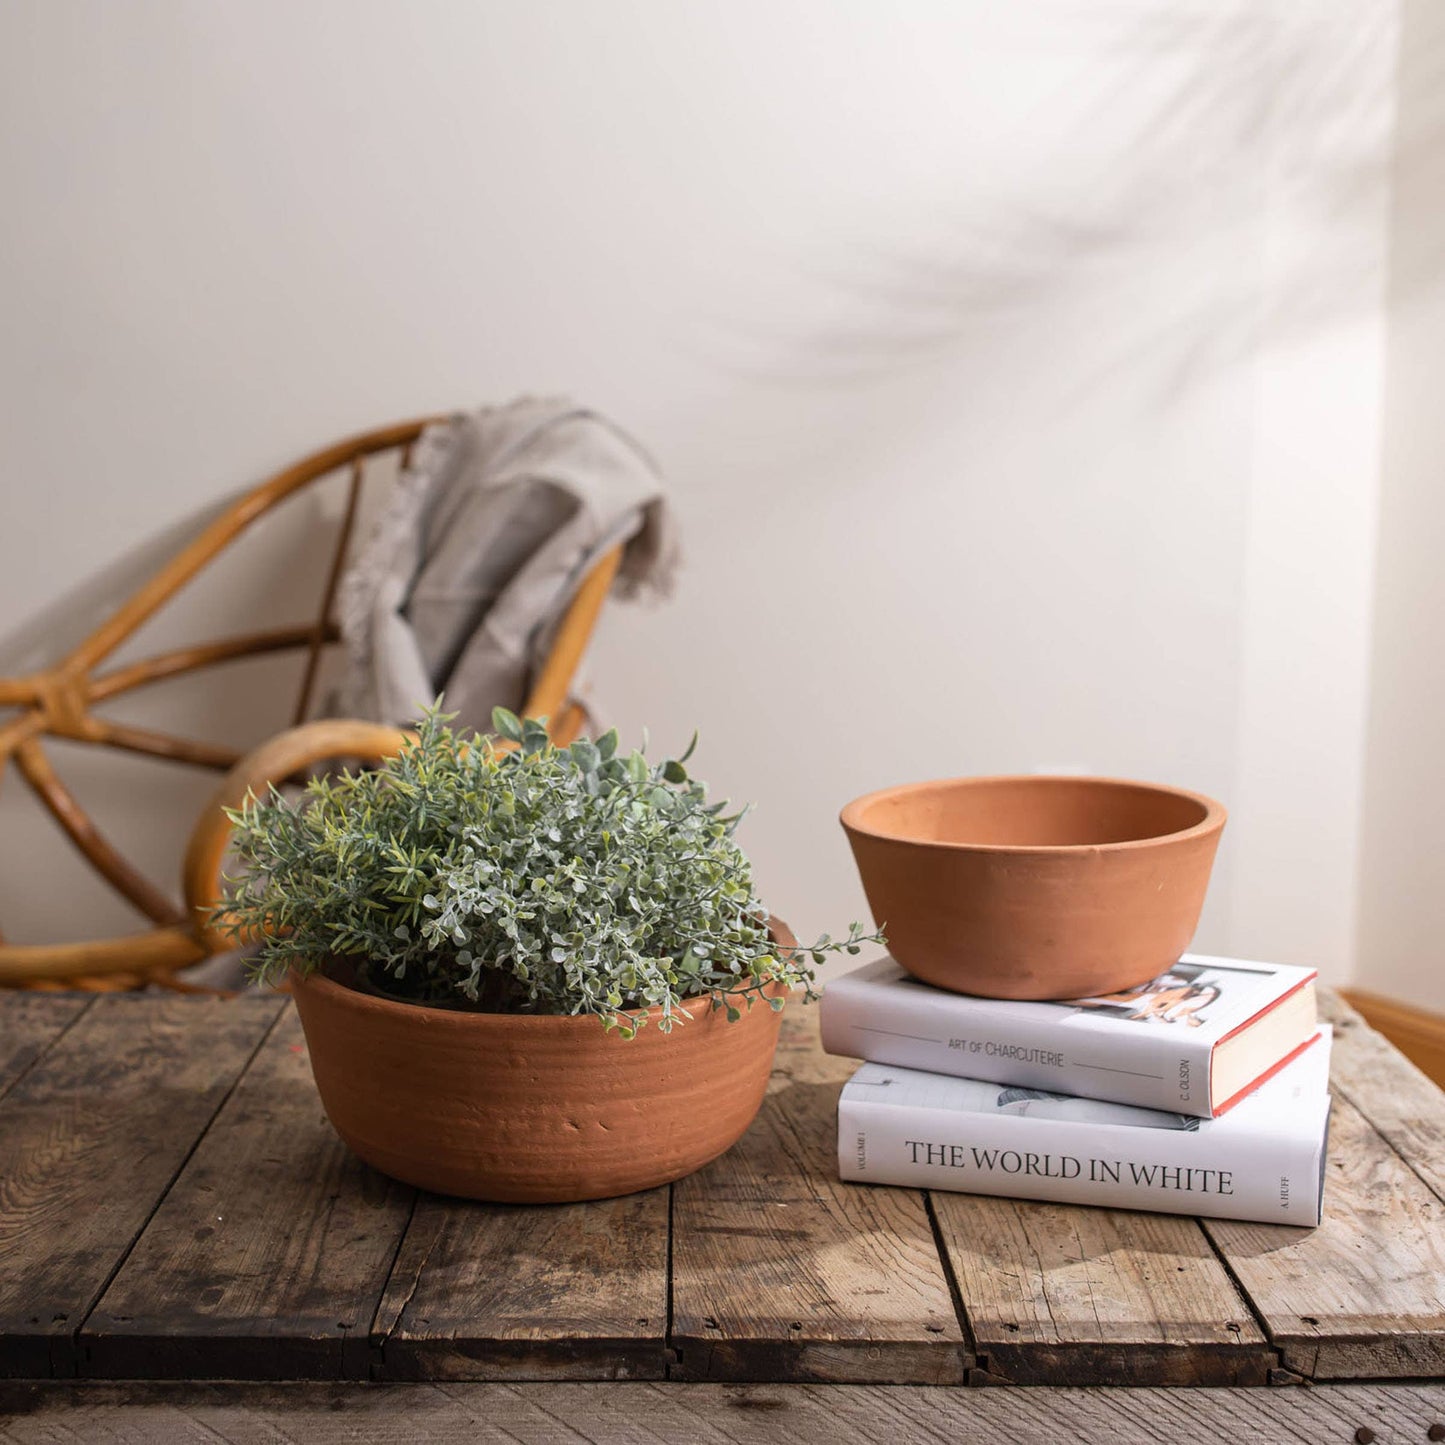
0,417,622,991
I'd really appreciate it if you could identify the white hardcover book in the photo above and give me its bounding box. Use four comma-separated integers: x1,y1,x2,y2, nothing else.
837,1026,1331,1226
820,954,1319,1118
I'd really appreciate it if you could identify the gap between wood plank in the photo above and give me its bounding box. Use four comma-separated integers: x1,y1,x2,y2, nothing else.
922,1191,978,1363
663,1180,677,1375
81,1002,414,1383
1197,1209,1280,1371
0,995,95,1108
667,1009,967,1384
366,1191,424,1376
66,1000,290,1379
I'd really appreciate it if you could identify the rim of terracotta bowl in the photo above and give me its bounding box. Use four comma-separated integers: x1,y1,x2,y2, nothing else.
290,915,798,1029
839,775,1226,855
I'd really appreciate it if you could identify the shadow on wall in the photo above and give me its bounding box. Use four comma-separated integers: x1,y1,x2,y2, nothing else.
1352,0,1445,1009
0,498,234,680
1388,0,1445,307
711,4,1424,405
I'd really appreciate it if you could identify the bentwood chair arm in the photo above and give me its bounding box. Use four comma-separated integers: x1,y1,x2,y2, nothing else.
0,409,626,990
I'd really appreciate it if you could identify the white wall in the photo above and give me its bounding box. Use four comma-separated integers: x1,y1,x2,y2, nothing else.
1356,0,1445,1010
1229,6,1396,983
0,1,1399,988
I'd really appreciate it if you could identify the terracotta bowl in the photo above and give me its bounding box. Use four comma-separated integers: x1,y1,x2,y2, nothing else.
840,776,1225,1000
289,921,795,1204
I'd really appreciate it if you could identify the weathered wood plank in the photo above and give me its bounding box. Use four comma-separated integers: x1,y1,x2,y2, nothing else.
3,1381,1445,1444
373,1187,669,1381
82,1007,413,1381
2,987,1440,1393
932,1194,1272,1386
0,995,283,1379
0,995,90,1103
1324,990,1445,1206
670,1007,966,1384
1341,988,1445,1093
1205,1093,1445,1380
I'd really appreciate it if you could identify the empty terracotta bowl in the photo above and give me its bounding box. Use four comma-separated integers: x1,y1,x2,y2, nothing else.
840,776,1225,1000
290,920,796,1204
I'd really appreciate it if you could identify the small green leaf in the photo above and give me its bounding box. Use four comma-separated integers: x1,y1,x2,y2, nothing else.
491,706,523,742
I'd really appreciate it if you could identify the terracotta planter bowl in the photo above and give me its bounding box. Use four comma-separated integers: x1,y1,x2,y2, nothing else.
289,922,795,1204
841,776,1225,1000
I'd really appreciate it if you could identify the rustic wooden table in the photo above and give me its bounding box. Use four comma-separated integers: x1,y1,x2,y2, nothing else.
2,988,1443,1443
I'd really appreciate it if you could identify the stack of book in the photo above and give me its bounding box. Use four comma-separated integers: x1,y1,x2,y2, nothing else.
821,954,1330,1226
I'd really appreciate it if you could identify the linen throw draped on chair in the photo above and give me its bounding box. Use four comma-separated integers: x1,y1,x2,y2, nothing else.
336,397,676,733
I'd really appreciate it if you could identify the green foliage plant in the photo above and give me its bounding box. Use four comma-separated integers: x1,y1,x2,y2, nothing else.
218,706,881,1036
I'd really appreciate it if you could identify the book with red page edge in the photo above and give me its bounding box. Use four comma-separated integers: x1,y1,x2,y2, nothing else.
1208,970,1321,1114
820,953,1319,1119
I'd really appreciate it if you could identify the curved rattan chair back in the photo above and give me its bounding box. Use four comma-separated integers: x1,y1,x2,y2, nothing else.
0,417,621,991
